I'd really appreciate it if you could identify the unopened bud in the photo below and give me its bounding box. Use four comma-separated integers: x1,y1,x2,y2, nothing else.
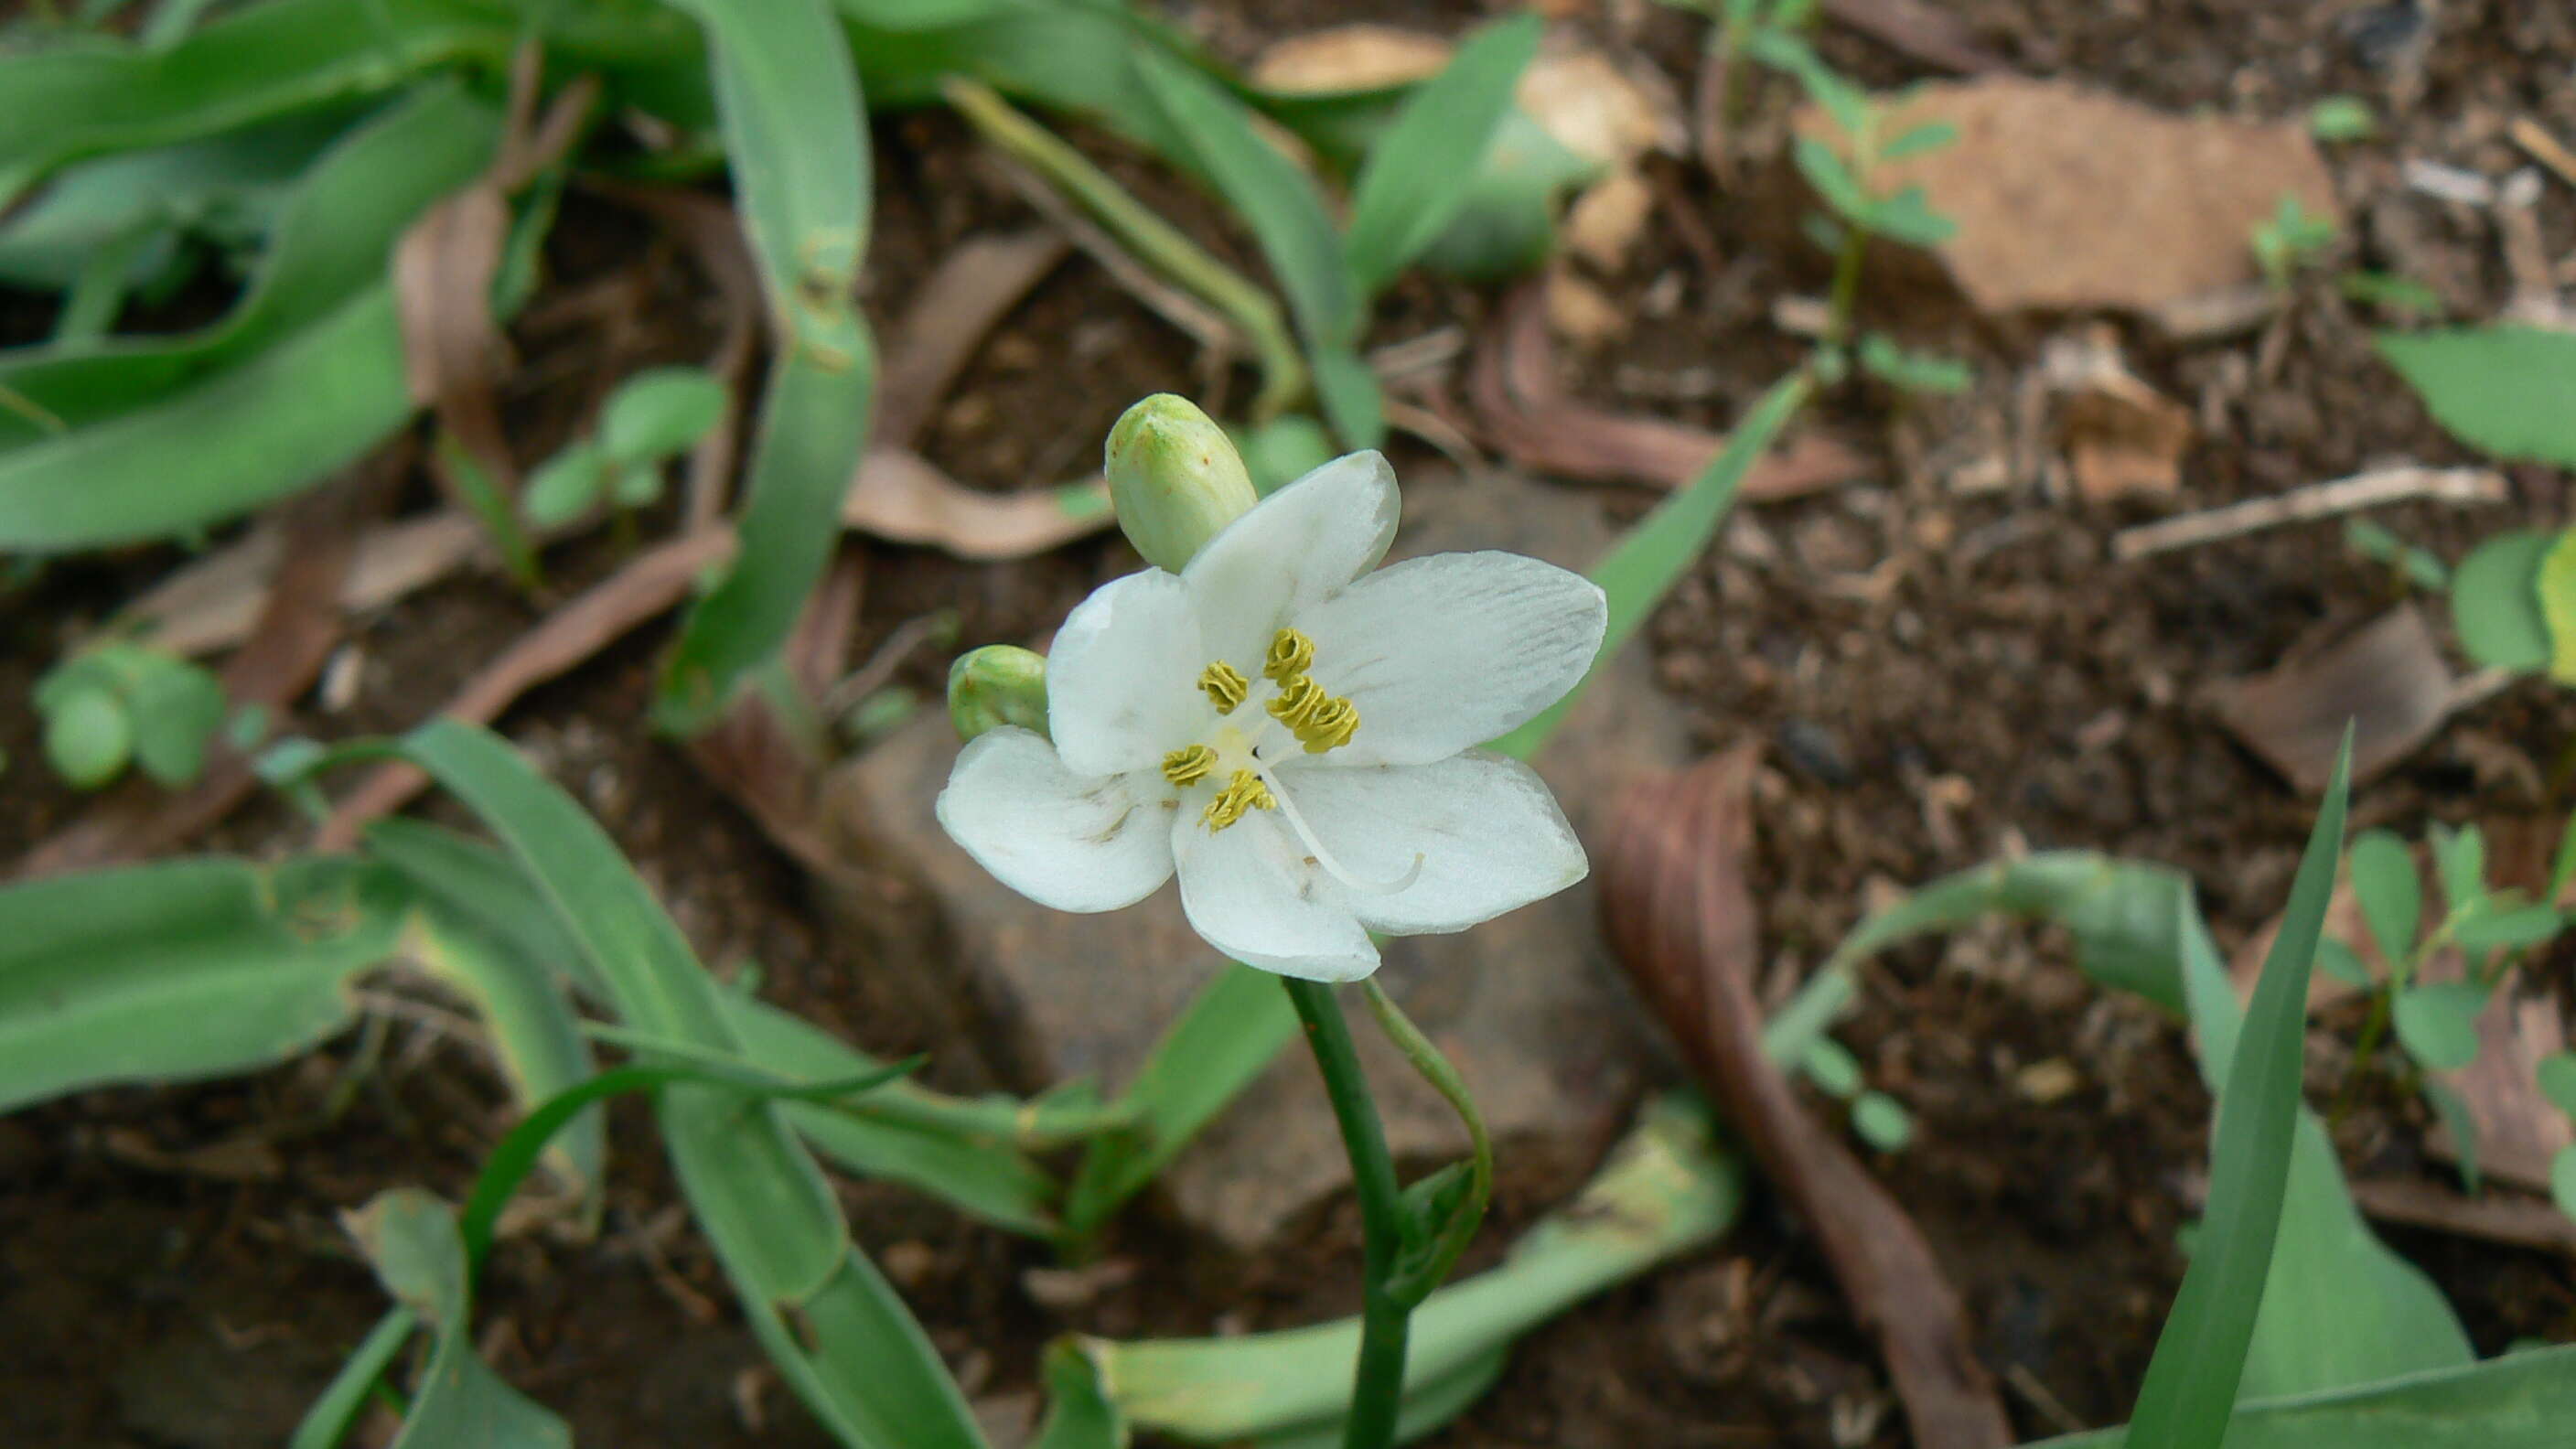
949,645,1050,742
1103,393,1257,572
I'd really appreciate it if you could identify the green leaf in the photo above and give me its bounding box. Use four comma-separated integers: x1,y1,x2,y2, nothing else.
0,80,500,446
2539,527,2576,684
656,0,875,734
122,649,228,786
1081,1098,1743,1445
2030,1343,2576,1448
1340,12,1540,298
2347,828,2421,966
602,365,729,463
1799,1036,1862,1097
1879,119,1959,160
0,856,405,1111
521,441,610,529
41,682,131,787
344,1188,570,1449
2427,822,2487,921
2393,982,2486,1071
1132,47,1379,446
2124,738,2346,1449
2316,938,2375,989
2554,1145,2576,1221
1856,332,1970,393
2377,327,2576,467
2307,95,2377,141
2537,1051,2576,1119
1862,186,1957,247
1411,109,1601,282
2448,529,2553,671
350,720,986,1449
1792,134,1870,220
2420,1078,2479,1194
2451,902,2563,954
1850,1091,1913,1151
407,908,604,1215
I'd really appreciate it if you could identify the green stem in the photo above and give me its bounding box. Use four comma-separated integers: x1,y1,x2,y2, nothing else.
1283,976,1411,1449
2332,984,2393,1129
1824,225,1866,347
1363,979,1491,1300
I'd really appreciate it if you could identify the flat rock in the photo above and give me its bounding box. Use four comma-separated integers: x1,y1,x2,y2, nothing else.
1803,78,2339,315
832,467,1686,1253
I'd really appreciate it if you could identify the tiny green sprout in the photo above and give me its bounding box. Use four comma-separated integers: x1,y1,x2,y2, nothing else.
1852,1091,1913,1151
1857,332,1972,395
2308,95,2378,142
2344,518,2449,591
33,640,229,789
2250,194,2338,289
948,644,1049,743
521,367,728,529
1102,393,1257,573
2338,269,2440,317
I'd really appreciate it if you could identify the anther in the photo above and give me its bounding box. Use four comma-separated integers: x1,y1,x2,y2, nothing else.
1197,660,1250,713
1301,699,1358,753
1262,627,1315,683
1162,744,1216,786
1200,769,1276,832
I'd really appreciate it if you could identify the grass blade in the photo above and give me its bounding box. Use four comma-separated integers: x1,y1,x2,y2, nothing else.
2032,1344,2576,1449
345,1188,570,1449
2112,735,2349,1449
655,0,876,732
348,720,987,1448
1340,12,1540,298
0,855,406,1111
1131,46,1379,447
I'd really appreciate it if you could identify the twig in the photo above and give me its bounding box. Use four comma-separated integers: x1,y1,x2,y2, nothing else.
312,529,737,850
2510,118,2576,193
2111,466,2508,561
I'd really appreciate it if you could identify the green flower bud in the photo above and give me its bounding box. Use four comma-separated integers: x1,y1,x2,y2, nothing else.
949,645,1051,743
1103,393,1257,572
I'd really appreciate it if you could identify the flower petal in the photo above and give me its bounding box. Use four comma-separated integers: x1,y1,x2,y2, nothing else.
1047,567,1213,778
1293,552,1606,767
1185,450,1399,673
936,727,1175,912
1172,809,1379,981
1273,750,1586,935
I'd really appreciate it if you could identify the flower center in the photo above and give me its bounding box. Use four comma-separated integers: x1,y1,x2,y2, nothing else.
1164,627,1365,826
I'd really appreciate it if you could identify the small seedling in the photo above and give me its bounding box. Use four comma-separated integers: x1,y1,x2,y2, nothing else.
2334,821,2574,1199
2307,95,2378,143
2251,193,2339,290
33,640,232,789
522,367,729,530
2345,518,2449,593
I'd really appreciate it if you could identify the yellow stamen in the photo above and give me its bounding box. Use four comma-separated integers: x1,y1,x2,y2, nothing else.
1262,627,1315,683
1200,768,1275,832
1198,660,1250,713
1162,744,1216,787
1300,698,1358,753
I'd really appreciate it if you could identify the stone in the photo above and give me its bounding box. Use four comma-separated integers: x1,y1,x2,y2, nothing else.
831,467,1686,1253
1799,78,2340,315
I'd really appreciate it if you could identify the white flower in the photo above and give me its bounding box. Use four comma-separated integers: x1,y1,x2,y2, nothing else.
935,452,1606,982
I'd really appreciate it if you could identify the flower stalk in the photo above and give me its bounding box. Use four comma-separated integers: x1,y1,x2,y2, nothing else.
1283,976,1414,1449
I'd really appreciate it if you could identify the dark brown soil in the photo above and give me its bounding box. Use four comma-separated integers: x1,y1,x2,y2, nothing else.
7,2,2576,1446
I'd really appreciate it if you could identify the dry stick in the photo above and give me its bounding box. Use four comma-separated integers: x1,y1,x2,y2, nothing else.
312,529,738,851
1602,747,2013,1449
2110,465,2509,561
2510,117,2576,193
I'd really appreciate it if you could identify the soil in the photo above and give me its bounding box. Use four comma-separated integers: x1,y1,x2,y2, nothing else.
7,2,2576,1447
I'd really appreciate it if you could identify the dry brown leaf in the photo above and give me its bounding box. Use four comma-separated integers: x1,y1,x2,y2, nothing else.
874,229,1070,454
2206,606,2456,792
1466,276,1870,497
1599,746,2013,1449
1249,26,1450,92
1803,79,2337,314
123,512,488,659
2040,329,2194,502
1818,0,2012,75
841,450,1113,560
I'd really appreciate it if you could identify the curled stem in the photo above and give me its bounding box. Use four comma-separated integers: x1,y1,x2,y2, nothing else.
1363,978,1493,1302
